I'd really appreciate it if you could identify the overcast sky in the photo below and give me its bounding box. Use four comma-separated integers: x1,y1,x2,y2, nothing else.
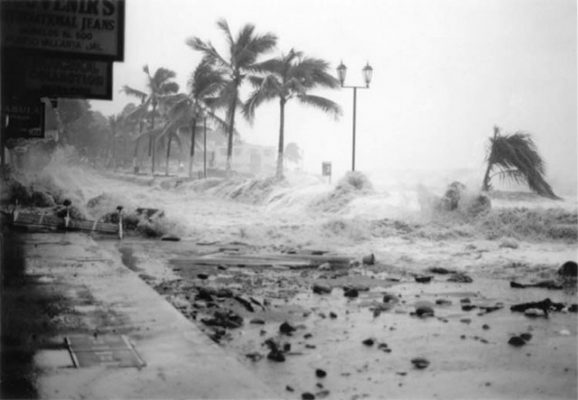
91,0,577,193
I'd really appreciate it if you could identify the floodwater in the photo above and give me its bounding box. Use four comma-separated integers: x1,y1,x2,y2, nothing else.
5,150,578,399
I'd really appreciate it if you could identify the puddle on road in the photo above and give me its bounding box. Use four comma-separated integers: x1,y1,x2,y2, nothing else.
227,280,577,399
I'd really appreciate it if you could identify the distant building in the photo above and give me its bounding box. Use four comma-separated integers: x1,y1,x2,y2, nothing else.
212,141,276,175
174,126,276,175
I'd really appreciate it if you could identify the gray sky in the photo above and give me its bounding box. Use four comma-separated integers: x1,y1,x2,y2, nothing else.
91,0,577,193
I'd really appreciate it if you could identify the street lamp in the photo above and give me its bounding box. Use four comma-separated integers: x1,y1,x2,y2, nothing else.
337,61,373,171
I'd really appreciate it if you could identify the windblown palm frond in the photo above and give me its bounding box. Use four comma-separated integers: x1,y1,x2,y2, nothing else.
188,60,226,101
297,94,341,118
122,85,147,100
482,127,559,199
186,38,230,69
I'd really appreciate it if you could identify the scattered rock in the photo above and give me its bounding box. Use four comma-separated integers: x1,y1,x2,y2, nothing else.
508,336,526,347
318,262,332,271
312,284,332,295
482,324,490,330
280,321,297,335
343,287,359,298
378,343,391,353
462,304,477,311
411,357,430,369
245,352,263,362
519,333,532,342
201,310,243,329
329,312,338,319
250,319,265,325
316,389,330,398
267,350,286,362
362,338,375,346
460,318,471,324
383,293,399,304
302,392,315,400
568,304,578,313
362,253,375,265
286,385,294,392
558,261,577,277
435,299,452,306
414,275,433,283
161,235,180,241
447,273,473,283
315,368,327,378
197,273,209,280
415,305,434,318
428,266,455,275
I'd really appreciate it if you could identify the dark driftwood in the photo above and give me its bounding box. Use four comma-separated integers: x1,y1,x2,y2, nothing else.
510,280,562,290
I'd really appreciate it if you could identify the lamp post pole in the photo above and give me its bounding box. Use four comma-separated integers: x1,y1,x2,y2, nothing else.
352,87,357,171
337,62,373,172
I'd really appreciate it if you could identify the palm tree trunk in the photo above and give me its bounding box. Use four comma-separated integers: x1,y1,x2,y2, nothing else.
150,104,157,176
482,160,493,191
203,117,207,178
133,126,142,174
481,126,500,191
133,104,144,174
189,119,197,178
165,133,173,176
226,94,237,174
276,99,286,179
112,135,117,171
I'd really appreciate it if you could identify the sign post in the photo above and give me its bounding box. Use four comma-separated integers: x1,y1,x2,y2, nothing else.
322,161,332,184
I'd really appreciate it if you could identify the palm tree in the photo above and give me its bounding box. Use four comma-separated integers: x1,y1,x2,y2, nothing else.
187,19,277,173
482,126,559,199
122,65,179,175
167,60,229,178
243,49,341,178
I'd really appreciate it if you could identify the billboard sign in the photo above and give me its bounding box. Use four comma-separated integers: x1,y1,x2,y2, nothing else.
2,101,45,139
5,52,113,100
1,0,125,61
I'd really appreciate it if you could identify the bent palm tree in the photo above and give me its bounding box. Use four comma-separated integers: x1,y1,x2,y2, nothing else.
482,126,559,199
123,65,179,175
187,19,277,173
244,49,341,178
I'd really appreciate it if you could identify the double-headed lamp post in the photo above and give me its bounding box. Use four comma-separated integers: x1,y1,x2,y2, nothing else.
337,61,373,172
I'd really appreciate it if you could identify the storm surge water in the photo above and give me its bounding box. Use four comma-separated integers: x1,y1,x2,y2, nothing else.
3,146,576,248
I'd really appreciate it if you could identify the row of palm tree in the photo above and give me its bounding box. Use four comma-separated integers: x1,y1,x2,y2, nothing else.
112,18,341,179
